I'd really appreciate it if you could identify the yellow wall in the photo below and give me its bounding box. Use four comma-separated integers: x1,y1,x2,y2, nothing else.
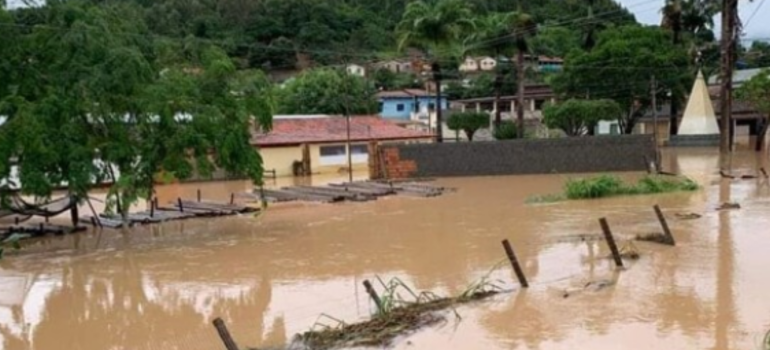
259,146,303,177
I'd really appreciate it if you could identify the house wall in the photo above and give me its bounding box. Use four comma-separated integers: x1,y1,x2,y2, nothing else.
309,143,369,175
259,146,304,177
380,97,449,120
378,135,655,178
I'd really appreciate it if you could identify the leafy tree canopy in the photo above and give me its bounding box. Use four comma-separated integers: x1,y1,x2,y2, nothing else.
543,99,621,136
447,112,490,141
277,68,378,115
0,0,274,221
552,25,691,134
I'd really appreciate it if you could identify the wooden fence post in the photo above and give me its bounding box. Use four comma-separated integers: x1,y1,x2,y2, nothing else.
653,205,675,246
178,198,184,213
362,280,383,314
149,198,155,218
501,239,529,288
197,189,201,202
212,318,239,350
599,218,624,268
230,193,235,205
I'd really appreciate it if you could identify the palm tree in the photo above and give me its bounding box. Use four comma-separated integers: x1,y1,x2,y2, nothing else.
511,11,537,138
397,0,474,143
472,13,518,128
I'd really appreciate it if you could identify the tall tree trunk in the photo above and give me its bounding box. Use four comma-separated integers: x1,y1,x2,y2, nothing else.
516,51,525,138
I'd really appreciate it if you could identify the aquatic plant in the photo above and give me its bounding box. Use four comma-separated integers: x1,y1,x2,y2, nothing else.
531,175,699,202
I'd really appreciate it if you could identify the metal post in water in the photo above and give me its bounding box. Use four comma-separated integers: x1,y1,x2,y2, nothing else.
362,280,383,314
501,239,529,288
212,318,239,350
653,205,675,246
599,218,624,268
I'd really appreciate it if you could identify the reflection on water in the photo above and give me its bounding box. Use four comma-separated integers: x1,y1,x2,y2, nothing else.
2,149,770,350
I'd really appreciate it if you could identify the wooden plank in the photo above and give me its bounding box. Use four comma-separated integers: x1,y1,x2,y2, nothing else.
329,183,394,196
291,186,375,201
81,216,125,228
278,188,345,203
259,189,302,202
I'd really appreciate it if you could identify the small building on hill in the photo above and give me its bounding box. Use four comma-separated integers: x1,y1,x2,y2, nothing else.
252,115,433,177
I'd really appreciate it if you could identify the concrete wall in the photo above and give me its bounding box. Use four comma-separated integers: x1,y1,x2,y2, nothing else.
380,135,655,178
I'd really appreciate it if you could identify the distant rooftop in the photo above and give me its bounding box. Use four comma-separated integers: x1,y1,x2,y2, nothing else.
252,115,432,146
708,67,769,85
376,89,437,99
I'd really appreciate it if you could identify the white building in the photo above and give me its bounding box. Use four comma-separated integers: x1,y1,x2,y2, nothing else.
346,64,366,77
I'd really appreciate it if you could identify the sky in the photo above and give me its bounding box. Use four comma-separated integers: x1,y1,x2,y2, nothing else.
617,0,770,42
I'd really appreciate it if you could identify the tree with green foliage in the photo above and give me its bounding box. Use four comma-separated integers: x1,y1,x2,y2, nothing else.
447,112,490,141
736,69,770,151
531,27,582,58
0,1,273,223
277,68,378,115
543,99,621,136
397,0,475,142
370,68,422,91
552,26,690,134
744,41,770,69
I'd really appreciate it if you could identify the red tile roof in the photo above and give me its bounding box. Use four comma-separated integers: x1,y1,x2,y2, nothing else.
252,116,433,146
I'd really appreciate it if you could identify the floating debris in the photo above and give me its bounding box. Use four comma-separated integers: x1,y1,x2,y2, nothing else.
296,291,497,349
563,279,616,298
717,202,741,211
635,232,675,245
675,212,702,220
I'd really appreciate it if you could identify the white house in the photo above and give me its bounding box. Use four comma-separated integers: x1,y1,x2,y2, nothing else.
376,60,412,74
346,64,366,77
479,57,497,71
459,57,480,72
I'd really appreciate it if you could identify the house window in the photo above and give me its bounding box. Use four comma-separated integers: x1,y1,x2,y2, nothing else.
320,145,346,157
350,144,368,155
535,99,546,110
428,103,435,111
397,104,405,112
379,102,384,111
318,144,369,166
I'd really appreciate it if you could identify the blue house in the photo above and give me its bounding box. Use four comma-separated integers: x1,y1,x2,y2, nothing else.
376,89,448,121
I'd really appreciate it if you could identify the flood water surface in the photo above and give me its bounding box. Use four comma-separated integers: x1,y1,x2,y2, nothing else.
1,149,770,350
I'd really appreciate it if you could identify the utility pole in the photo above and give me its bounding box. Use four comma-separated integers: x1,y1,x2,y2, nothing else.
343,66,354,182
432,63,443,143
719,0,739,155
651,75,659,167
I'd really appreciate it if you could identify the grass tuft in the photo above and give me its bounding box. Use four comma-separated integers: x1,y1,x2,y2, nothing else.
529,175,700,202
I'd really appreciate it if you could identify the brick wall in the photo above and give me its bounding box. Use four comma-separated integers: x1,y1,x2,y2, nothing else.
378,135,655,178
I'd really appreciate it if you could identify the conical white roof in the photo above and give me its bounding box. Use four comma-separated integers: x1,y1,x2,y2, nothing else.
678,70,720,135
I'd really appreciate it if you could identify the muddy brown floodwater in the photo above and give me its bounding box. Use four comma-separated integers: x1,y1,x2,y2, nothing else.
1,148,770,350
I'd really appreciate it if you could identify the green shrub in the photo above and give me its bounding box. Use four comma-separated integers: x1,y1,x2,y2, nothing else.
564,175,625,199
493,121,518,140
556,175,700,200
